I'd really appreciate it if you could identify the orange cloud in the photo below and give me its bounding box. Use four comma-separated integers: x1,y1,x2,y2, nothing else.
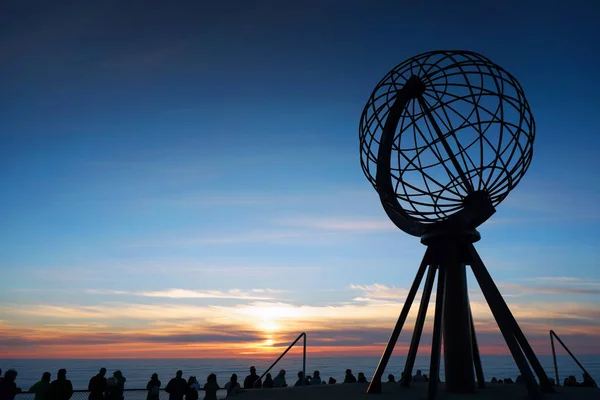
1,281,599,358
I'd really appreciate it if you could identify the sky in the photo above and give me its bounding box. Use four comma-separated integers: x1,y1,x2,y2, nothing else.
1,0,600,360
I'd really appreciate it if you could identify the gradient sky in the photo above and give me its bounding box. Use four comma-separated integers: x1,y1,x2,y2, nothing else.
1,0,600,359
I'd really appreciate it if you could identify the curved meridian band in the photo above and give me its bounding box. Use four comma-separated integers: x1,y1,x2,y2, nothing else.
374,75,497,238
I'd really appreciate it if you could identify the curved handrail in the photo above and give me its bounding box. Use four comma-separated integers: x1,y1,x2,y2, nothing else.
550,330,597,387
255,332,306,387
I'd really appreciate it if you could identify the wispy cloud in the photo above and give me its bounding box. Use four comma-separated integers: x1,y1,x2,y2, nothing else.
499,277,600,296
349,284,409,300
139,289,276,300
2,280,600,358
278,217,395,232
86,288,285,300
126,231,305,247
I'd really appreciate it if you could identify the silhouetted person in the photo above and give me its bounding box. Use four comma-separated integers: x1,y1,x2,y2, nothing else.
491,377,497,383
294,371,308,387
224,374,241,397
399,371,407,385
202,374,219,400
387,374,395,383
146,373,161,400
166,371,188,400
50,369,73,400
357,372,368,383
0,369,22,400
88,368,107,400
498,379,504,384
581,373,597,388
328,377,337,385
243,366,261,389
263,373,273,388
273,370,287,388
344,369,356,383
311,371,321,385
189,377,200,392
30,372,52,400
504,377,514,384
413,370,425,383
185,377,198,400
108,371,125,400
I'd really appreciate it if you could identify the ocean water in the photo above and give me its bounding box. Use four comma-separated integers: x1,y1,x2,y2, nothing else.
1,355,598,390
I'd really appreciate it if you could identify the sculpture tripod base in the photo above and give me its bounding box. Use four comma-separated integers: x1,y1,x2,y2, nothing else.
367,230,555,400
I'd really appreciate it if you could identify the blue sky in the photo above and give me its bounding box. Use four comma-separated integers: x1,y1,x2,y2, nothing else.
1,0,599,358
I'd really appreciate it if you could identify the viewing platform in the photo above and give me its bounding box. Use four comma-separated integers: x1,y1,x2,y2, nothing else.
240,382,599,400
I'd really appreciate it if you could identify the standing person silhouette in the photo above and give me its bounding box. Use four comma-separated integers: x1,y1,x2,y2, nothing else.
0,370,22,400
185,378,198,400
49,369,73,400
88,368,107,400
29,372,51,400
202,374,219,400
165,371,187,400
146,374,161,400
224,374,242,397
243,367,261,389
108,371,125,400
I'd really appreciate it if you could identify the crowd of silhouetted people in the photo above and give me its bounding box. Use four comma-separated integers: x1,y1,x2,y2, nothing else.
0,365,596,400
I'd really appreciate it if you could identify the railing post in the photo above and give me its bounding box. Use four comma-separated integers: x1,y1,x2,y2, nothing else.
303,333,307,386
255,332,308,387
550,329,598,388
550,330,560,386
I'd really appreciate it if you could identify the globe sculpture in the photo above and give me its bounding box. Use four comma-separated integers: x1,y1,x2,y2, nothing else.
359,50,554,400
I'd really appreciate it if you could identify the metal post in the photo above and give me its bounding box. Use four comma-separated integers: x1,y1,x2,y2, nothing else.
468,244,554,394
303,333,306,386
427,266,446,400
367,248,431,394
467,244,543,400
441,245,475,393
402,264,437,387
470,305,486,389
550,331,560,386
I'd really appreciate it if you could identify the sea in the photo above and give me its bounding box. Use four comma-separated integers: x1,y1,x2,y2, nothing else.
1,355,598,390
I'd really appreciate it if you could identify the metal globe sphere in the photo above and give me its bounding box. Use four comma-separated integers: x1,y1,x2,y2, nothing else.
359,50,535,237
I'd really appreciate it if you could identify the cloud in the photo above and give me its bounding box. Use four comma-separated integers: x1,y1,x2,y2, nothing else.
349,284,410,300
138,289,277,300
85,288,284,300
498,277,600,296
277,217,395,232
125,231,307,247
2,280,600,358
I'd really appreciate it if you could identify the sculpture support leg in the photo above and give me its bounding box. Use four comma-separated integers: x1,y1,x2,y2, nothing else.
467,244,543,400
468,245,554,393
402,265,437,387
367,248,431,394
427,266,446,400
470,305,486,389
442,245,475,393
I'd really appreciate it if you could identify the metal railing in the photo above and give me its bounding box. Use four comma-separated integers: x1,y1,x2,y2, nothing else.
15,388,228,400
255,332,306,387
549,329,597,387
